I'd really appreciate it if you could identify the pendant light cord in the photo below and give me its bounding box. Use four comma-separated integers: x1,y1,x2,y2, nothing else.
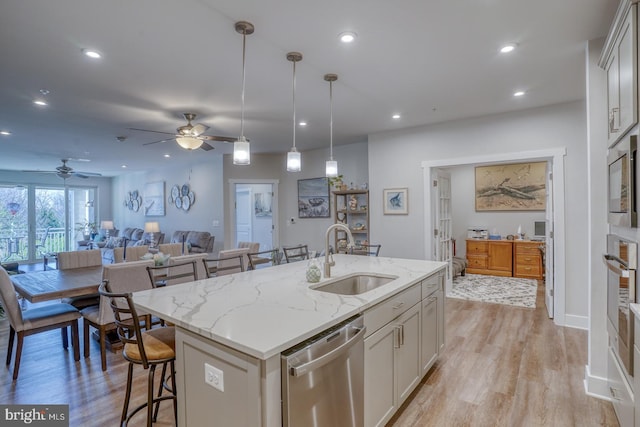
329,80,333,160
240,31,247,139
292,60,297,149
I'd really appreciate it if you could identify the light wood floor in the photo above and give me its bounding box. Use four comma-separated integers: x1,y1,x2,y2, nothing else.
0,281,618,426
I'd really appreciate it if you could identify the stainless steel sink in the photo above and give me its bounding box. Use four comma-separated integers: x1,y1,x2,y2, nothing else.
311,273,398,295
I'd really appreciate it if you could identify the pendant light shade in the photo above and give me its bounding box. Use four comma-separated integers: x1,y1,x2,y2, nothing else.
176,136,203,150
324,74,339,178
286,52,303,172
234,21,254,166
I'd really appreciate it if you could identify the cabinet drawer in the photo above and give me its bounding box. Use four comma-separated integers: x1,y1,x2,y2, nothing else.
608,347,634,427
514,264,541,277
466,240,488,253
466,255,487,269
514,243,542,255
364,284,421,337
421,274,441,298
515,254,540,266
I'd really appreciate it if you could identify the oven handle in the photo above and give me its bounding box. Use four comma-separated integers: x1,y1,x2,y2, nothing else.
604,254,631,277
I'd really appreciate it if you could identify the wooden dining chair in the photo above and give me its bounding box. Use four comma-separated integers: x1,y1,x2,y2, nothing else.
147,259,198,288
202,254,245,278
0,266,81,380
99,282,177,426
247,248,280,270
81,259,154,371
283,244,310,263
351,243,382,257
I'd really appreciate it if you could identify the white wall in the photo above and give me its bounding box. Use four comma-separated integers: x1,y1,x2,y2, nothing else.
447,165,546,257
112,155,225,253
224,141,368,252
368,101,589,320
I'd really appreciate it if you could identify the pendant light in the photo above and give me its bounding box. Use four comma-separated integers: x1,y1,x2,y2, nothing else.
233,21,254,165
286,52,303,172
324,74,338,177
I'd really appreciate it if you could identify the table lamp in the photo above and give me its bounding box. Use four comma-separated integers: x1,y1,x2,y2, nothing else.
100,220,114,239
144,221,160,248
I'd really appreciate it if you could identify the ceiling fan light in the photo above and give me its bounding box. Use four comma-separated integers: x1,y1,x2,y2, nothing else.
287,148,301,172
233,136,251,165
326,160,338,178
176,136,203,150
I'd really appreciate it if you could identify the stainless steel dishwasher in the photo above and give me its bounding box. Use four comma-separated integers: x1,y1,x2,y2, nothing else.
281,315,365,427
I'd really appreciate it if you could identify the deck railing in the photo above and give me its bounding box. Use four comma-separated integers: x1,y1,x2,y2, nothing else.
0,227,66,262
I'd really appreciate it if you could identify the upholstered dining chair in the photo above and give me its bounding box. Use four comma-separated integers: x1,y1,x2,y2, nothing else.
0,266,81,380
81,259,154,371
157,243,183,257
57,249,103,309
202,254,245,278
247,248,280,270
283,244,310,263
167,254,208,281
99,282,177,426
113,245,150,263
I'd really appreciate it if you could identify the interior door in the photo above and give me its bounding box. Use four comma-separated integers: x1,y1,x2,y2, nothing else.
432,169,452,283
235,186,252,245
545,164,554,318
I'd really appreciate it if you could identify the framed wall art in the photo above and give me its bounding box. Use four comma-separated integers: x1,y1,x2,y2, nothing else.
143,181,165,216
383,188,408,215
475,161,546,211
297,177,330,218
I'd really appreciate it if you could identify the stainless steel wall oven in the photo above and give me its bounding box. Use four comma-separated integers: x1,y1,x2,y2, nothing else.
608,135,637,227
604,234,638,375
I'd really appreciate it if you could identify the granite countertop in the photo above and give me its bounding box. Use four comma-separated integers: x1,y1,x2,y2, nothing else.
132,254,446,360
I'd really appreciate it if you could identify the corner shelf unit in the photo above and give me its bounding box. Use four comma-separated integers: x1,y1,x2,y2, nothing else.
332,189,370,253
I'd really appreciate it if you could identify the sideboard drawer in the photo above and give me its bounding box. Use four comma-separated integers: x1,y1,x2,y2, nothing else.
467,255,487,269
514,264,541,278
467,240,488,253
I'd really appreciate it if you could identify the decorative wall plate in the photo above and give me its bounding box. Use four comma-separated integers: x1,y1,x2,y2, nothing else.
182,195,190,210
181,184,189,196
171,185,180,200
175,196,182,209
124,190,142,212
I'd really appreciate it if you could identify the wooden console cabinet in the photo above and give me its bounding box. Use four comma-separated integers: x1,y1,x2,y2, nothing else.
465,239,544,280
466,239,513,277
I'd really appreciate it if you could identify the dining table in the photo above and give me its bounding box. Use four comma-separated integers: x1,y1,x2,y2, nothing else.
10,265,103,303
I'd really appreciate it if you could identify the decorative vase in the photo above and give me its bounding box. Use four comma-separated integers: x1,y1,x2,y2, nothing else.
306,261,321,283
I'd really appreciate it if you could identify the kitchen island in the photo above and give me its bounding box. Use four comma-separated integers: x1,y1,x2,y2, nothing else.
133,254,446,426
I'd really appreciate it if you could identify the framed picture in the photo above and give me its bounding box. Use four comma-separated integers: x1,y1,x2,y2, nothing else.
254,192,272,217
383,188,408,215
143,181,165,216
298,177,330,218
475,161,546,211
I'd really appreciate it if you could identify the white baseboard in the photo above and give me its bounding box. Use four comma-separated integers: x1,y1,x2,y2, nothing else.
564,314,588,330
584,364,612,401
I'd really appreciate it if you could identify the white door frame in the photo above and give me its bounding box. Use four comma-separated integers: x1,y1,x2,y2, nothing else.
422,147,567,325
228,179,279,250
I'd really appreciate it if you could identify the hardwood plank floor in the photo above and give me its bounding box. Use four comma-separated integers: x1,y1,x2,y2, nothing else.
0,281,618,426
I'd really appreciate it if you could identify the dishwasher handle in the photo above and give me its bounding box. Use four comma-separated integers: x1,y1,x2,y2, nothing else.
290,325,366,377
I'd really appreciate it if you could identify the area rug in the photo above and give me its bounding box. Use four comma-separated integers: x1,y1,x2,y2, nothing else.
448,274,537,308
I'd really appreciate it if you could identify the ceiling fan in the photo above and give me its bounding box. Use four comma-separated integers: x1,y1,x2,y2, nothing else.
129,113,237,151
23,159,102,180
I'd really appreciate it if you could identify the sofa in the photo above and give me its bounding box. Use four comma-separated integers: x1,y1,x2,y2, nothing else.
100,227,165,264
170,231,214,254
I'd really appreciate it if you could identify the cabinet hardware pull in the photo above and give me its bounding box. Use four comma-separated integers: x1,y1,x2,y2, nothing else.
399,324,405,346
609,108,619,133
427,296,437,303
610,386,621,400
392,302,405,310
394,326,402,348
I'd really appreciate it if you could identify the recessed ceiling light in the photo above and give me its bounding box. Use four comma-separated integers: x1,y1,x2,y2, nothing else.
392,114,401,119
121,164,127,168
0,130,11,136
33,99,48,106
82,48,102,59
164,154,171,158
513,91,526,97
339,31,357,43
299,121,307,126
500,43,517,53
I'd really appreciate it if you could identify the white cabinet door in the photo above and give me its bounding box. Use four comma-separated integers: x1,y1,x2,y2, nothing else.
364,322,397,427
607,4,637,146
421,294,438,374
396,303,422,403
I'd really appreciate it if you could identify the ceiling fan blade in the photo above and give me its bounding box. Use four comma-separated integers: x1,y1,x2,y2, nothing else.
128,128,177,136
191,123,209,136
143,138,174,146
72,173,90,179
22,170,56,174
200,135,237,143
74,171,102,177
200,142,215,151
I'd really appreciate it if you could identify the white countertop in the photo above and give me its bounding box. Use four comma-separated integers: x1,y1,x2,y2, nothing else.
630,303,640,318
132,254,446,360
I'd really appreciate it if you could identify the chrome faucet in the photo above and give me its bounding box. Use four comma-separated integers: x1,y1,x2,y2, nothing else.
324,223,355,278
